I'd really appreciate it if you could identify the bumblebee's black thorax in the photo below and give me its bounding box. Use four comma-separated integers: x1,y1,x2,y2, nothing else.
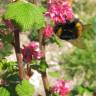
54,19,80,40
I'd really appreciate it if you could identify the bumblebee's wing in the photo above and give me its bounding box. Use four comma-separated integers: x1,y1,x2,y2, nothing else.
54,20,91,48
69,38,86,49
68,24,92,49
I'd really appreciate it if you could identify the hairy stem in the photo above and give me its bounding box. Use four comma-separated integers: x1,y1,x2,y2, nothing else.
41,72,50,96
38,29,49,96
32,0,41,5
13,28,24,80
26,63,33,77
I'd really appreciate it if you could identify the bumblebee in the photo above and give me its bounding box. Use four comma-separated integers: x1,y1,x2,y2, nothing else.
54,19,83,40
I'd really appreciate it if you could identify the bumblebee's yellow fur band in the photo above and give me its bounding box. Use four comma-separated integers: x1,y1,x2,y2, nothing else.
75,22,83,37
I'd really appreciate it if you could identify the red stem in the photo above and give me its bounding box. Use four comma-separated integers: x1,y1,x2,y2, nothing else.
41,72,50,96
13,28,24,80
26,63,33,77
39,30,50,96
4,19,24,80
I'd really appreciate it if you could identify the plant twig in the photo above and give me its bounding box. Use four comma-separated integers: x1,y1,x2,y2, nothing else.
26,63,33,77
13,28,24,80
38,29,50,96
41,72,50,96
4,19,24,80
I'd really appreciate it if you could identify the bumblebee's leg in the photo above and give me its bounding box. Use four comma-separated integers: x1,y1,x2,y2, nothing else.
56,27,62,37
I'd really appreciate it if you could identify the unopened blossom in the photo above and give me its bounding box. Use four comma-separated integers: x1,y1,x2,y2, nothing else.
43,24,53,38
51,80,72,96
45,0,73,23
22,41,44,63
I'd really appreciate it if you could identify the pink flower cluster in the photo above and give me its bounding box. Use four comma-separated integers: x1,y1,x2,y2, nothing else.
21,41,43,63
45,0,74,23
43,24,53,38
51,80,72,96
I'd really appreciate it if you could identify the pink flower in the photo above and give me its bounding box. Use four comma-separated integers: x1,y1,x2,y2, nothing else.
45,0,73,23
21,42,44,63
43,25,53,38
51,80,72,96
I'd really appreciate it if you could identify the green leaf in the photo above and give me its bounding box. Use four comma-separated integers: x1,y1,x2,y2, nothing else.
16,80,35,96
1,33,13,43
0,24,7,29
0,59,17,81
51,93,60,96
39,58,48,73
51,34,63,47
28,24,39,41
0,29,13,58
4,1,45,31
77,86,85,94
0,87,10,96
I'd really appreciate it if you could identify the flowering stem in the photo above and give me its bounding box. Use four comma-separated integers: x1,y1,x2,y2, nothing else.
32,0,41,5
26,63,32,77
13,28,24,80
53,33,63,47
38,29,50,96
38,29,43,49
41,72,50,95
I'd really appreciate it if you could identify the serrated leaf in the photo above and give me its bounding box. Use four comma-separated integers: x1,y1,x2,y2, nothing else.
1,33,13,43
0,87,10,96
4,1,45,31
39,58,48,72
0,43,12,58
16,80,35,96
